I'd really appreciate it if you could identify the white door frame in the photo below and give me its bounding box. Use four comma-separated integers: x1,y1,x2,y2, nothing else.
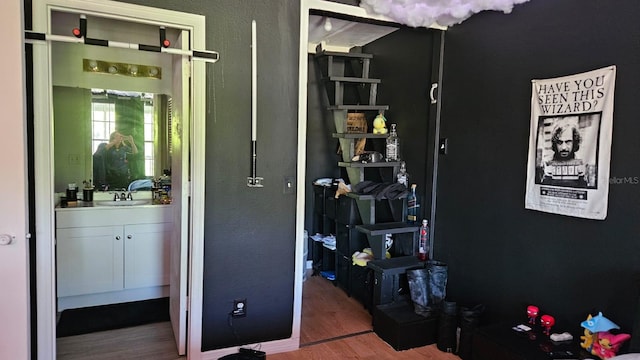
31,1,206,358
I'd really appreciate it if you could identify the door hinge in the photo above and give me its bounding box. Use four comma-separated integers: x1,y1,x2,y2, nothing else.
184,60,191,78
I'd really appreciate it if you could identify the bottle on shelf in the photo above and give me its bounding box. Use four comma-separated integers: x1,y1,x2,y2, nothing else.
418,219,429,261
407,184,419,225
397,161,409,187
385,123,400,161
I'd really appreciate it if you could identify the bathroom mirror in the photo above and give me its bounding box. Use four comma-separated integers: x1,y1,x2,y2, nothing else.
51,40,174,193
53,87,172,192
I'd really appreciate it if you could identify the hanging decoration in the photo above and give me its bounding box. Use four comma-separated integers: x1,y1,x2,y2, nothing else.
524,66,616,220
359,0,531,27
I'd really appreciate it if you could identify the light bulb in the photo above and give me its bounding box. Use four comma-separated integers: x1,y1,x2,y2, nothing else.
88,60,98,71
324,17,332,32
129,65,138,75
148,67,158,76
108,65,118,74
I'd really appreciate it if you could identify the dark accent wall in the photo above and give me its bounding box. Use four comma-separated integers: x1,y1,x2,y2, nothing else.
120,0,300,351
437,0,640,337
363,27,439,221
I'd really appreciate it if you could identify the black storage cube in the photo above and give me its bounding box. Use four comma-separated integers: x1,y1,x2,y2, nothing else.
335,252,351,294
313,184,335,214
312,215,335,237
336,196,361,225
321,214,335,236
325,196,337,220
373,300,438,351
321,244,336,273
336,225,367,256
350,264,370,306
367,256,424,306
313,186,325,219
312,239,324,274
313,184,337,235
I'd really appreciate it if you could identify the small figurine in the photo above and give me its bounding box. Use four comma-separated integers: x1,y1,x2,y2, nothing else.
527,305,539,325
540,314,555,336
580,314,597,352
372,114,388,135
581,312,620,333
591,331,631,359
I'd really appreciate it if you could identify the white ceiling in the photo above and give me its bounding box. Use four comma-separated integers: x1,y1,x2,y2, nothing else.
308,14,399,53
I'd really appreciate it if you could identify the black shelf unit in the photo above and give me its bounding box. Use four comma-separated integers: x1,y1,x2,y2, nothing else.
315,46,420,308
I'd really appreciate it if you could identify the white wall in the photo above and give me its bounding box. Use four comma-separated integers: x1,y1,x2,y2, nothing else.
0,0,31,358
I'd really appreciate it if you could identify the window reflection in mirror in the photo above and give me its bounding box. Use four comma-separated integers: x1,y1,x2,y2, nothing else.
53,86,171,192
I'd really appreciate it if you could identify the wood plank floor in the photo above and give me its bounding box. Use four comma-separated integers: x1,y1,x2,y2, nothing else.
57,321,183,360
57,273,460,359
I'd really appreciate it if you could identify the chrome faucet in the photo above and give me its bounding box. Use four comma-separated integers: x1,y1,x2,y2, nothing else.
111,190,132,201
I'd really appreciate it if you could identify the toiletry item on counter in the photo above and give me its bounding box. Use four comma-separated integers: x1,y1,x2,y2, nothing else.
66,183,78,204
82,179,94,202
83,188,94,202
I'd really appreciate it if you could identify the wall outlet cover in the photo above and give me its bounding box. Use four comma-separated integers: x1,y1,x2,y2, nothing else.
232,299,247,317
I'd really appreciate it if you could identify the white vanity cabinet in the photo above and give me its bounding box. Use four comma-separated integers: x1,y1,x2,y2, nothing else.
56,225,124,297
55,205,173,310
123,223,171,289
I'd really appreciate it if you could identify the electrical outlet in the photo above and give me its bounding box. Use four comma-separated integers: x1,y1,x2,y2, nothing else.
232,298,247,317
68,153,80,165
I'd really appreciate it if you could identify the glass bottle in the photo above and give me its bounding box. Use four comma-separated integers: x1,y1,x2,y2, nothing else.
418,219,429,261
407,184,419,225
396,161,409,187
385,123,400,162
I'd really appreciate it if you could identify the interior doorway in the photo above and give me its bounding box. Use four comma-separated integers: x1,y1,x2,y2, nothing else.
298,0,445,346
299,0,401,345
31,1,208,359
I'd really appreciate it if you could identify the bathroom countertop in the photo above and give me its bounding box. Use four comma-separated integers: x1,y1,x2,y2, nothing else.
55,201,170,210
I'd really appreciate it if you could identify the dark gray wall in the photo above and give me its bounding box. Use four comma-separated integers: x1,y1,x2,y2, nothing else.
35,0,640,353
364,27,439,221
118,0,300,351
436,0,640,337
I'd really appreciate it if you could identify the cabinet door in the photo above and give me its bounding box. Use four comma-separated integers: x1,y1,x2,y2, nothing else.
124,223,172,289
56,226,124,297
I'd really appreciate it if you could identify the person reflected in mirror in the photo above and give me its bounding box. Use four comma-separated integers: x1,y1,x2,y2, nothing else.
94,131,138,190
541,123,587,188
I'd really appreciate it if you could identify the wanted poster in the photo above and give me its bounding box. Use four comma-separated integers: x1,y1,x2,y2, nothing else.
525,66,616,220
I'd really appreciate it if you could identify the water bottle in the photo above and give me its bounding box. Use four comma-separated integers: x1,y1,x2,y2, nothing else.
407,184,419,224
385,123,400,161
418,219,429,261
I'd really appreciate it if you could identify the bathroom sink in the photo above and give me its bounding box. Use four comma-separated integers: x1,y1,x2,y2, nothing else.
95,199,152,206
